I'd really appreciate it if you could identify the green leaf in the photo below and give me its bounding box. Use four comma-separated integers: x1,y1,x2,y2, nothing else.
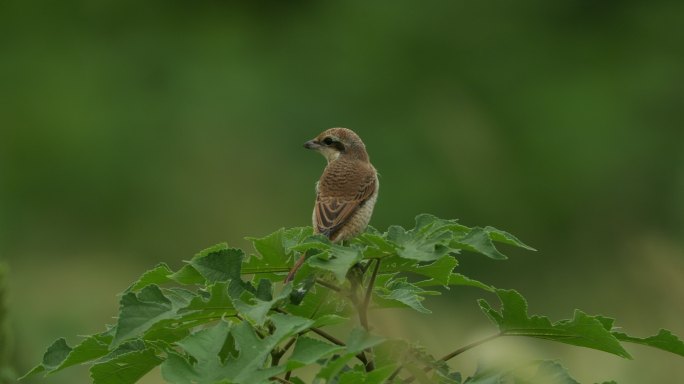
146,283,235,342
478,289,631,358
90,348,162,384
162,314,313,384
111,285,178,347
527,360,579,384
307,243,364,283
356,232,398,258
244,227,312,275
316,354,356,382
177,320,231,365
126,263,174,292
219,315,298,382
41,338,72,370
465,360,579,384
170,264,206,285
312,314,348,328
346,327,385,354
49,333,112,374
287,337,344,369
233,284,292,326
21,337,72,378
454,227,507,260
98,339,146,363
403,255,458,287
338,365,396,384
288,235,331,253
289,274,315,305
484,226,537,251
614,329,684,357
189,244,244,283
386,225,450,262
286,284,352,321
376,277,439,314
446,273,494,291
181,282,233,314
161,351,202,384
416,273,493,292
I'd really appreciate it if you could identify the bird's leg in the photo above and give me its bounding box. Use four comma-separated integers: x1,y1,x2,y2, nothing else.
284,251,307,284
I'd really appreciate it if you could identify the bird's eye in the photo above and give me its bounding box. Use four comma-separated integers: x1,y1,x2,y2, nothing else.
322,137,334,145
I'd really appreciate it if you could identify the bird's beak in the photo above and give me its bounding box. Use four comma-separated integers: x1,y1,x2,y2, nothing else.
303,140,320,150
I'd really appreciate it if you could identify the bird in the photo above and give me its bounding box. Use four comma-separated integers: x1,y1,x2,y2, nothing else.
284,128,379,283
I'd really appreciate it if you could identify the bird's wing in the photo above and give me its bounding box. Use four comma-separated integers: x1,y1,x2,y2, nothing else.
315,171,376,240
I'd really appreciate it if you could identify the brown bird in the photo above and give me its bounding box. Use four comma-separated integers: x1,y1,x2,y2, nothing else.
285,128,379,283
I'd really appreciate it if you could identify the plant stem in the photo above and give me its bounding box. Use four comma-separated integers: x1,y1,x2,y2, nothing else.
310,327,370,367
270,376,294,384
309,327,345,347
315,278,341,292
362,259,380,321
272,336,298,366
355,259,380,372
438,332,501,362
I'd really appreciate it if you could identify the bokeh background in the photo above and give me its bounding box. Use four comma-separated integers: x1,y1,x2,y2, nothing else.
1,1,683,383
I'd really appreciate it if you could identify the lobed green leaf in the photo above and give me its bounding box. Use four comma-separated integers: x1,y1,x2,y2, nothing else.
111,285,180,347
161,314,313,384
126,263,174,292
189,244,244,283
375,277,439,314
464,360,579,384
479,289,630,358
614,329,684,357
287,336,344,369
307,243,364,283
90,348,162,384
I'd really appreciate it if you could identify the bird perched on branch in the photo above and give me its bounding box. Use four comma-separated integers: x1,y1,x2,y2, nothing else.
285,128,379,283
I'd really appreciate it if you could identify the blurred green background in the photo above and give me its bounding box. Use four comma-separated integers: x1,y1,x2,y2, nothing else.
1,0,683,383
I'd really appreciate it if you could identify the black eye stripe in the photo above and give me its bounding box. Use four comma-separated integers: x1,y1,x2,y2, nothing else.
321,136,345,152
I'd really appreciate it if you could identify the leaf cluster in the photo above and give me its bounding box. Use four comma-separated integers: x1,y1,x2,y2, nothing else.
23,215,684,383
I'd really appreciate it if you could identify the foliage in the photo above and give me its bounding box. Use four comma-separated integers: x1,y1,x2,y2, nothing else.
23,214,684,383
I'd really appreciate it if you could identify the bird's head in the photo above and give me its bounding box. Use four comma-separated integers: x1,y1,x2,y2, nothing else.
303,128,369,163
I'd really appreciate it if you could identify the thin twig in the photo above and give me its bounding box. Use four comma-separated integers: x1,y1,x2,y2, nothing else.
438,333,502,362
387,366,403,382
315,278,341,292
358,259,381,372
272,336,298,366
270,376,294,384
309,327,346,347
362,259,380,318
310,327,369,367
